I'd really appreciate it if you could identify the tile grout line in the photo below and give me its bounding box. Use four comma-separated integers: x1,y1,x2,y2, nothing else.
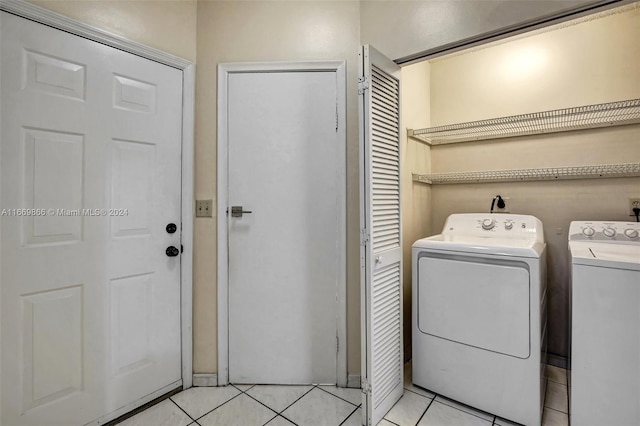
382,388,434,425
241,390,290,421
337,405,361,426
435,396,495,423
404,386,436,400
261,415,296,426
192,392,244,423
231,383,256,393
544,406,569,415
546,365,568,386
543,398,569,412
316,385,362,407
249,384,318,426
276,384,317,416
168,397,197,423
259,413,279,426
414,394,436,426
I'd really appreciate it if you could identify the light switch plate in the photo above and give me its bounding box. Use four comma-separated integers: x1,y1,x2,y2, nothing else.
196,199,213,217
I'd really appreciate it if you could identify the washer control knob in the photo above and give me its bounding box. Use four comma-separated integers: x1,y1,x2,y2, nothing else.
582,227,596,237
624,228,639,239
603,227,616,238
482,219,496,230
504,221,513,230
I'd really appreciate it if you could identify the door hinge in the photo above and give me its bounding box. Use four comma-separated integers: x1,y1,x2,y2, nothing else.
361,378,371,394
360,228,370,246
358,76,369,95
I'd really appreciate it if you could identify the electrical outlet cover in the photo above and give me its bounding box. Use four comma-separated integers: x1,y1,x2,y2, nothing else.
196,199,213,217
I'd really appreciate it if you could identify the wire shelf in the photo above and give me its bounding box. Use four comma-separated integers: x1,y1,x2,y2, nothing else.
407,98,640,145
413,163,640,185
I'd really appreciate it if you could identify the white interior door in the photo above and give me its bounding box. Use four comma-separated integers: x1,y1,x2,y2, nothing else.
359,45,403,426
1,12,183,425
224,66,345,385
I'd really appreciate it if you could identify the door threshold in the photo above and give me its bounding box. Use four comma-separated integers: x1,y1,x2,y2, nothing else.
102,386,183,426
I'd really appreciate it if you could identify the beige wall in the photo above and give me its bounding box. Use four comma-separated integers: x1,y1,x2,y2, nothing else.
425,5,640,360
194,0,362,374
26,0,639,376
400,61,432,359
31,0,197,62
430,3,640,125
359,0,607,62
30,0,363,377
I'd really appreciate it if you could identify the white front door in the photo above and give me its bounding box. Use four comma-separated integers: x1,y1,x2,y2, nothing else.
1,12,183,425
359,45,404,426
222,65,346,385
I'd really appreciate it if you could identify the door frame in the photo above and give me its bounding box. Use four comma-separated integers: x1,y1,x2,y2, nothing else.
217,61,347,387
0,0,195,391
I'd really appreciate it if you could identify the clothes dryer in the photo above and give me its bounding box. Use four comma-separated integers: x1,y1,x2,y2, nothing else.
412,213,547,426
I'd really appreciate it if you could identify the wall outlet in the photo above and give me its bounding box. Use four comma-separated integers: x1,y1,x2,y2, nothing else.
631,199,640,216
196,199,213,218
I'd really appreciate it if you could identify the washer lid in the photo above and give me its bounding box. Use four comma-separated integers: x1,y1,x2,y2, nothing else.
570,241,640,271
413,234,545,258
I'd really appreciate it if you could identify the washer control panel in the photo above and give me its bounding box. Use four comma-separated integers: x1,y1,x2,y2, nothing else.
569,221,640,243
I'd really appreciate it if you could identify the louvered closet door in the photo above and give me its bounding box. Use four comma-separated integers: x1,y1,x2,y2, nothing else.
359,45,403,426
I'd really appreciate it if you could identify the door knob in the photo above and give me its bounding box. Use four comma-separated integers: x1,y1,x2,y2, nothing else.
230,206,252,218
166,223,177,234
166,246,180,257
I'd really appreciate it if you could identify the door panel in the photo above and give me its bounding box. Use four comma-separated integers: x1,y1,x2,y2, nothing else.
359,45,404,426
23,128,84,244
1,12,182,425
21,286,84,412
227,70,341,385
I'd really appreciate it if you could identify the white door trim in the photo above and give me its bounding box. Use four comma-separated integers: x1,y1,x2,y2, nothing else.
0,0,195,392
217,61,347,387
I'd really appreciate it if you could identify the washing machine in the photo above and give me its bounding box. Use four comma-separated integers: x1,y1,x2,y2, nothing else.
569,221,640,426
412,213,547,426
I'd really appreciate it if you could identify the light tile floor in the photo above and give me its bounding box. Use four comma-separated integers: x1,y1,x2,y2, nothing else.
118,363,569,426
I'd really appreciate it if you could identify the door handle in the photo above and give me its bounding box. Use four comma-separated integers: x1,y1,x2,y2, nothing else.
230,206,252,218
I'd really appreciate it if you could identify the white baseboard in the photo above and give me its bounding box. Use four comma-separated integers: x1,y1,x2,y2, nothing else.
193,373,360,389
347,374,361,389
193,373,218,387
